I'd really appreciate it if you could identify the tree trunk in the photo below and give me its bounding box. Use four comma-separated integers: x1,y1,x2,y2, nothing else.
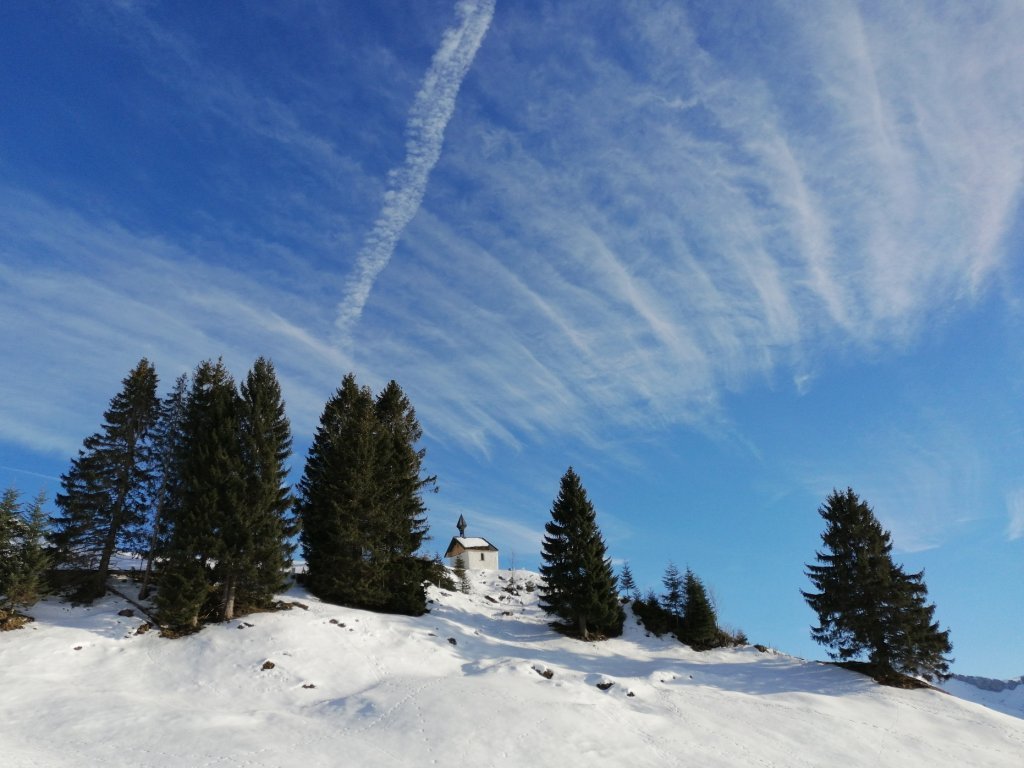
222,573,237,621
96,467,131,600
138,495,164,600
94,523,120,600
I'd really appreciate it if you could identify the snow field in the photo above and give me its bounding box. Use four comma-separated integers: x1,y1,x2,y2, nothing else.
1,569,1022,767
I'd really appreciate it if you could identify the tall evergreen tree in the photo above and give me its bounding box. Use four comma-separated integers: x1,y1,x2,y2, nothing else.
236,357,295,610
157,360,242,627
51,359,160,600
372,380,435,613
679,567,719,650
139,373,189,599
298,374,434,615
299,374,377,607
538,467,624,640
803,488,953,682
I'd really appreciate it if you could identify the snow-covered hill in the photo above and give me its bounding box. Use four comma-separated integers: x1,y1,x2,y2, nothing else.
3,570,1023,767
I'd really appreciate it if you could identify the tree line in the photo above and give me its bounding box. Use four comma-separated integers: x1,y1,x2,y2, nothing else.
535,470,951,682
536,466,736,649
2,360,953,683
3,358,440,630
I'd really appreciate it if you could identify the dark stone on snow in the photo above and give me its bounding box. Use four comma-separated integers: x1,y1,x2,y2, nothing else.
135,623,151,635
261,660,276,670
534,667,554,679
447,637,457,645
484,595,498,604
597,682,614,691
302,683,316,689
118,609,135,617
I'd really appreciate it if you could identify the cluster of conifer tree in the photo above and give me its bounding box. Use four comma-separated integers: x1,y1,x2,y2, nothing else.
297,373,443,616
154,358,296,628
535,472,951,685
536,466,735,649
803,488,953,682
39,359,439,630
536,467,735,648
46,357,295,628
624,562,737,650
4,361,956,682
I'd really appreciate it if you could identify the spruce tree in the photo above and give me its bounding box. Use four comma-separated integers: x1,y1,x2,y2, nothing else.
538,467,624,640
51,358,160,600
298,374,377,607
619,561,639,602
0,488,23,607
298,374,434,615
1,489,50,610
372,380,435,614
803,488,953,682
679,568,719,650
661,562,685,617
236,357,295,610
140,373,189,600
158,360,242,628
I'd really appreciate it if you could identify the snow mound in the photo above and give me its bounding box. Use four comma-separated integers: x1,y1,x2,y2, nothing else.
2,569,1023,767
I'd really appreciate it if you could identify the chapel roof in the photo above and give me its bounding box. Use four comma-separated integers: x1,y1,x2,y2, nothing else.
444,535,499,557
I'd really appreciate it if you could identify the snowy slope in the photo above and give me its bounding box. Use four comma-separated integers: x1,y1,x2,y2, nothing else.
2,569,1023,767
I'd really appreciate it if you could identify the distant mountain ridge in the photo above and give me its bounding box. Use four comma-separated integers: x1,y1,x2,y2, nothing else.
952,674,1024,693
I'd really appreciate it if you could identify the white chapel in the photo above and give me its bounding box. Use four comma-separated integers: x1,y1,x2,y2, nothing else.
443,514,499,570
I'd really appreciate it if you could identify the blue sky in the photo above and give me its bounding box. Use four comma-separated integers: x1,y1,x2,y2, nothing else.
1,1,1022,678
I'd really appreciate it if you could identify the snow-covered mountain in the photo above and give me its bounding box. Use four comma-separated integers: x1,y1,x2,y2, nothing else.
941,674,1024,721
3,570,1023,767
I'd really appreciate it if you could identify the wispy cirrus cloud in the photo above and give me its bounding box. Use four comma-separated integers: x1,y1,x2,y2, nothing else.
0,188,347,455
345,1,1024,453
3,1,1022,472
334,0,495,339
